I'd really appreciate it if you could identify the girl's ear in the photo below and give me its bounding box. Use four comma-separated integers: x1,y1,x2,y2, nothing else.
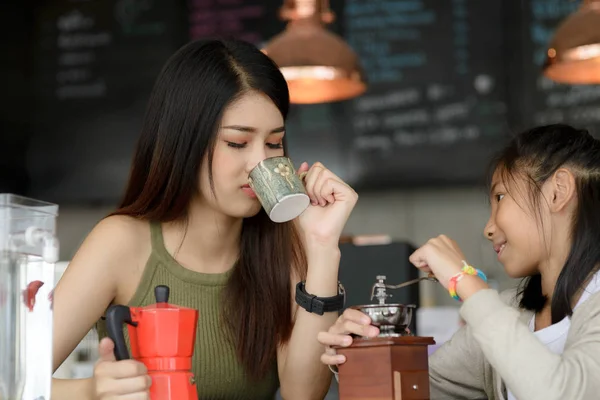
547,168,577,213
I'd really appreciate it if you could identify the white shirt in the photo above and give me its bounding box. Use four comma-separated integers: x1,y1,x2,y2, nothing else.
507,271,600,400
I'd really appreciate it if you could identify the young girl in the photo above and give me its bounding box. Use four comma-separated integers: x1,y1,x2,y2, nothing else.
51,38,358,400
319,123,600,400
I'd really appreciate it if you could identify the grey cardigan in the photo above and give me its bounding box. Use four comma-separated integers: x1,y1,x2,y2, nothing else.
429,288,600,400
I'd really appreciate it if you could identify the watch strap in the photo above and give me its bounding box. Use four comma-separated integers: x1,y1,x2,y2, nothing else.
295,281,345,316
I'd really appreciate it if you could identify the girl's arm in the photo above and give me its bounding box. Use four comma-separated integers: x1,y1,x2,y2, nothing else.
460,287,600,400
429,323,492,399
428,287,526,399
276,243,340,400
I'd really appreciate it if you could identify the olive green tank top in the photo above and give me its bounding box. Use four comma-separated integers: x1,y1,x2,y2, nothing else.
96,222,279,400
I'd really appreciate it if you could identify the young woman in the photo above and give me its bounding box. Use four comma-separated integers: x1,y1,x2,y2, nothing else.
319,124,600,400
51,38,358,400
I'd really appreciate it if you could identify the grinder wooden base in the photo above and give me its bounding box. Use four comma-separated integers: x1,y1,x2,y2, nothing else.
335,336,435,400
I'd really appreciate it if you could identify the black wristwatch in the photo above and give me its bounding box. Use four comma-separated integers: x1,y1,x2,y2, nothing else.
295,281,346,316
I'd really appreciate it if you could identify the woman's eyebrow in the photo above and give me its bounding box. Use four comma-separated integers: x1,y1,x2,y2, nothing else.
222,125,285,133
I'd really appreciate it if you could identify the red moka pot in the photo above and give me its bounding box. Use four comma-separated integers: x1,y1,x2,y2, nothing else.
105,285,198,400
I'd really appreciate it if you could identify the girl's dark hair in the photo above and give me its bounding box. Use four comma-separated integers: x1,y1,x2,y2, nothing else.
488,123,600,323
109,38,307,380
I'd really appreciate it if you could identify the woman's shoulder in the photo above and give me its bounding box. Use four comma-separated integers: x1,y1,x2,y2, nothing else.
82,215,152,267
96,214,148,232
93,214,149,243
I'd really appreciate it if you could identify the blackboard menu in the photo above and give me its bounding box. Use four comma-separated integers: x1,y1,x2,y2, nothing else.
339,0,510,189
510,0,600,136
28,0,188,204
188,0,265,44
21,0,600,204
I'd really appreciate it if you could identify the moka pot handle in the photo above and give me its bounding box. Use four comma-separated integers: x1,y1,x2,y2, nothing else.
105,305,137,360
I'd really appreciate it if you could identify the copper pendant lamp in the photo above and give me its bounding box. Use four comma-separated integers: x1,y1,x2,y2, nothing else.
262,0,367,104
543,0,600,84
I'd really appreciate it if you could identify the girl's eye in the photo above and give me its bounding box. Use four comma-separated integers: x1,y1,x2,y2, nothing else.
267,143,283,149
226,141,246,149
495,193,504,202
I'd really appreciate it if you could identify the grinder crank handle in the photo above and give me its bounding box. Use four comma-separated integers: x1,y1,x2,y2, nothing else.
105,304,137,361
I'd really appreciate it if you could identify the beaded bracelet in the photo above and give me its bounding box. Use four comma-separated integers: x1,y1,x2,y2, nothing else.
448,261,488,302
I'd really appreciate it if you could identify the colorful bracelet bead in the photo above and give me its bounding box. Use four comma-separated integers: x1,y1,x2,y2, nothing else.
448,261,488,301
448,272,465,301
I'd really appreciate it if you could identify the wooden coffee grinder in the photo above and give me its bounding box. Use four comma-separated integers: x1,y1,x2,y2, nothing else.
334,275,436,400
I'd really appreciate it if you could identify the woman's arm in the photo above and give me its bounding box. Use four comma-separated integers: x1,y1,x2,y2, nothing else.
51,216,148,400
460,288,600,400
276,161,358,399
276,243,340,400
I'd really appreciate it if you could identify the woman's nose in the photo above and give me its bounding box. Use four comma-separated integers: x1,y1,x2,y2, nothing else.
246,149,269,174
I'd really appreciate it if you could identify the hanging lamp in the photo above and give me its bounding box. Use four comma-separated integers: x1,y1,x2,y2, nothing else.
262,0,367,104
543,0,600,84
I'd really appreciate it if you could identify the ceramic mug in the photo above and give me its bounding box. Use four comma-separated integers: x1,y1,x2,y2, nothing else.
248,156,310,223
